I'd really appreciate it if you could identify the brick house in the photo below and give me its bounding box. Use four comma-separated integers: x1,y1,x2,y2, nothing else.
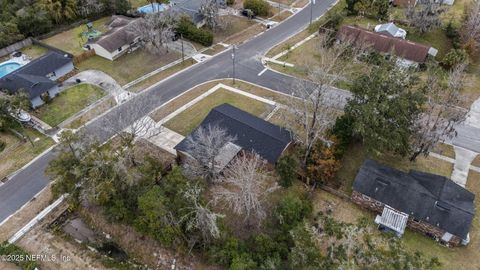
352,159,475,247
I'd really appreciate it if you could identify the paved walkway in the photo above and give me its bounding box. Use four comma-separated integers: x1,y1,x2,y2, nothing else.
63,70,134,104
450,97,480,187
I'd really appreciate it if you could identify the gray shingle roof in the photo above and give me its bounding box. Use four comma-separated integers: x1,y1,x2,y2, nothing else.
92,16,139,53
353,159,475,239
171,0,205,24
0,51,72,98
175,103,293,163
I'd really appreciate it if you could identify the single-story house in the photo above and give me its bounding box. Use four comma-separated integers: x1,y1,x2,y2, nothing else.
174,103,293,169
86,15,140,61
391,0,417,7
0,50,74,108
336,25,438,67
171,0,207,28
374,22,407,39
352,159,475,247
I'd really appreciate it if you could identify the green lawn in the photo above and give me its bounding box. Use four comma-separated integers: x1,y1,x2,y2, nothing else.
21,45,48,59
0,129,54,180
78,49,181,86
130,0,149,7
42,17,110,55
163,88,273,136
34,84,105,127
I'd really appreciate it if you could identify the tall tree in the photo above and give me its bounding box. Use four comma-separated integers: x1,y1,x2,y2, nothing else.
410,64,467,161
213,153,278,227
183,124,236,183
282,35,358,166
461,0,480,54
405,0,444,33
344,62,424,156
128,10,177,54
199,0,223,31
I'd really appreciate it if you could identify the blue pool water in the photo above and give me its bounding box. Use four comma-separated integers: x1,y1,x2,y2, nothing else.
0,62,21,78
137,3,167,13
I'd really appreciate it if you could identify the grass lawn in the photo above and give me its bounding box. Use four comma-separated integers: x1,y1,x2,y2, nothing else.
163,88,274,136
34,84,105,127
128,59,196,93
65,96,117,129
130,0,149,7
212,16,257,43
0,129,54,180
335,143,454,194
78,49,180,86
42,17,110,55
21,45,48,59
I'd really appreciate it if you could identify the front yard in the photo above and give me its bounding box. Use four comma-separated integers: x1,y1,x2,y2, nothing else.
33,84,105,127
163,88,274,135
77,49,181,86
42,17,110,55
0,129,54,180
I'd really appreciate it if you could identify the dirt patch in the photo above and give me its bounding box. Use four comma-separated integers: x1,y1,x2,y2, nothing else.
0,261,20,270
0,187,53,242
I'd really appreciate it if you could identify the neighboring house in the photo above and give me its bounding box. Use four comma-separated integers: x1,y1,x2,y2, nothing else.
170,0,226,28
86,15,140,61
352,159,475,247
391,0,417,7
336,25,438,67
374,22,407,39
174,103,293,169
171,0,207,28
0,51,74,108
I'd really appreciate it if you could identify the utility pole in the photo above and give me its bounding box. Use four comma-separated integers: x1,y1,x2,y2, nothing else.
231,45,236,85
310,0,315,25
181,34,184,62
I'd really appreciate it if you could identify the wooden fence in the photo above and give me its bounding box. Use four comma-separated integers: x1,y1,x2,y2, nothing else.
73,49,96,65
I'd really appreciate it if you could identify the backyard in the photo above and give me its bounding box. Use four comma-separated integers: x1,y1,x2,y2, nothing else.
77,49,181,86
42,17,110,55
33,84,105,127
0,129,54,180
163,88,274,135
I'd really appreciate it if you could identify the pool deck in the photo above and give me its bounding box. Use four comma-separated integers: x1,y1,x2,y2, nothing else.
0,57,30,78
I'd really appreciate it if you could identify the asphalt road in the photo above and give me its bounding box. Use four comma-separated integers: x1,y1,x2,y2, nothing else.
0,0,341,223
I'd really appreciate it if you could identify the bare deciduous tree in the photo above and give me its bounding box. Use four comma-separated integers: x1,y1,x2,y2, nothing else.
199,0,224,31
283,35,356,165
181,184,223,244
128,10,177,54
405,0,444,33
183,124,236,182
410,64,468,161
213,153,278,227
461,0,480,51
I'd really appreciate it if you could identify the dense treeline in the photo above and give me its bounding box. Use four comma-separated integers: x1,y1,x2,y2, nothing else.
0,0,130,48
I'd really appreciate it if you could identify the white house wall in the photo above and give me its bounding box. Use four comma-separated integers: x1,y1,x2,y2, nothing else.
30,95,45,109
90,44,114,61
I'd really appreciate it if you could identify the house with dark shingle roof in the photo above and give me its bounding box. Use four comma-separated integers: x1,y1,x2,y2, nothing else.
87,15,140,61
174,103,293,166
0,50,74,108
336,25,438,67
352,159,475,246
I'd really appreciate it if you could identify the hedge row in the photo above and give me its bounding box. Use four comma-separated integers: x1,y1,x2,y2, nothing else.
244,0,270,17
176,17,214,46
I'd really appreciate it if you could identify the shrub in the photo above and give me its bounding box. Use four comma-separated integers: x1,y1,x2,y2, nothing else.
176,16,213,46
330,114,355,157
306,142,341,188
226,0,235,5
243,0,270,17
276,155,297,188
0,140,5,153
442,48,468,69
274,189,312,232
445,21,461,49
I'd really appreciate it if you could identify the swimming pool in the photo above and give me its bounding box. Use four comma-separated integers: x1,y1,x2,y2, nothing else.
0,62,22,78
137,3,167,13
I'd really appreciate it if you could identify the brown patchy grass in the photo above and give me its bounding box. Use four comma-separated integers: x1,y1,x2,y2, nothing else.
203,44,227,56
128,59,196,93
0,129,54,180
163,88,273,136
78,49,181,86
213,16,257,43
432,143,456,159
270,10,293,22
223,24,265,45
65,96,117,129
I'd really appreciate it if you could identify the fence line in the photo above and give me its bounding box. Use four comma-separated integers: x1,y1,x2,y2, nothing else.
0,38,33,58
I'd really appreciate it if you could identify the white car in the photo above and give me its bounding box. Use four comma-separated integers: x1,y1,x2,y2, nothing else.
374,23,407,39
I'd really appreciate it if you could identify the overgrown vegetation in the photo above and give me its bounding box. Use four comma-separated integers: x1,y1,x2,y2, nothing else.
176,16,214,46
0,242,39,270
0,0,131,48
